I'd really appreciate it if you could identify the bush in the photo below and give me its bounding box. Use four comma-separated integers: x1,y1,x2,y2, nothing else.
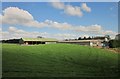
109,40,120,48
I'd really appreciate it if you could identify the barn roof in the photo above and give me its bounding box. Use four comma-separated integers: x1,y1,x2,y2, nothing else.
21,38,58,42
58,40,103,43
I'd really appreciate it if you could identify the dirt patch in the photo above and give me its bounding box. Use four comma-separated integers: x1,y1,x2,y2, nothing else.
106,48,120,53
93,46,120,53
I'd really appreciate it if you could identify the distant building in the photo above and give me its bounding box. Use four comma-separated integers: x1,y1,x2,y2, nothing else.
19,38,58,45
58,40,104,47
93,36,106,40
115,34,120,40
58,35,110,47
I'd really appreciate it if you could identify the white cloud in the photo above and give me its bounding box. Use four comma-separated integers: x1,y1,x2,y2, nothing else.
51,2,91,17
51,2,64,9
81,3,91,12
52,22,71,30
45,19,72,30
101,30,117,37
1,26,117,40
1,7,72,30
54,33,77,39
70,24,117,39
64,5,83,17
1,7,89,31
0,14,2,24
8,26,25,33
0,28,2,40
1,26,77,40
0,28,2,32
71,24,102,32
8,26,17,32
100,30,117,39
1,26,50,40
2,7,47,28
1,7,117,39
0,31,9,40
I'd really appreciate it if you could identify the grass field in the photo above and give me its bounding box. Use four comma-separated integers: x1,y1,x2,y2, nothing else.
2,43,119,77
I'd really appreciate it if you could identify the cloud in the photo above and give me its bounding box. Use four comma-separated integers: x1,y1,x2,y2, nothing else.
70,24,117,39
81,3,91,12
54,33,77,39
8,26,25,33
51,2,91,17
0,14,2,24
0,28,2,32
1,7,72,30
2,7,47,28
100,30,117,39
71,24,102,33
0,30,10,40
64,5,83,17
51,2,64,9
1,26,50,40
1,26,77,40
1,7,117,39
45,19,72,30
101,30,117,36
1,26,117,40
0,29,1,38
1,7,90,31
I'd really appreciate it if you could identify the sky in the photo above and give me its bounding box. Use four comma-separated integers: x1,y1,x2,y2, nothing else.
0,2,118,40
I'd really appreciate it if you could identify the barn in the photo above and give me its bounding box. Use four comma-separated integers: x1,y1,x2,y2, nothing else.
58,40,103,46
19,38,58,45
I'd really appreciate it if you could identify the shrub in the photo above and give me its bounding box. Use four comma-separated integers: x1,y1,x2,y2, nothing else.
109,40,120,48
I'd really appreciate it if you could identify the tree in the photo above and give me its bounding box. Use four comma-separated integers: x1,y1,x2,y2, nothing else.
65,39,69,41
105,35,110,40
87,36,91,40
37,36,43,38
109,40,120,48
83,37,86,40
78,37,82,40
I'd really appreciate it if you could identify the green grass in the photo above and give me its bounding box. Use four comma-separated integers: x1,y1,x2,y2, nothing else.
2,43,119,77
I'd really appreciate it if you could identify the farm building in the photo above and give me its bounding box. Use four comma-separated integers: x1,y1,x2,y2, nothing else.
58,40,104,47
115,34,120,40
19,38,58,45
